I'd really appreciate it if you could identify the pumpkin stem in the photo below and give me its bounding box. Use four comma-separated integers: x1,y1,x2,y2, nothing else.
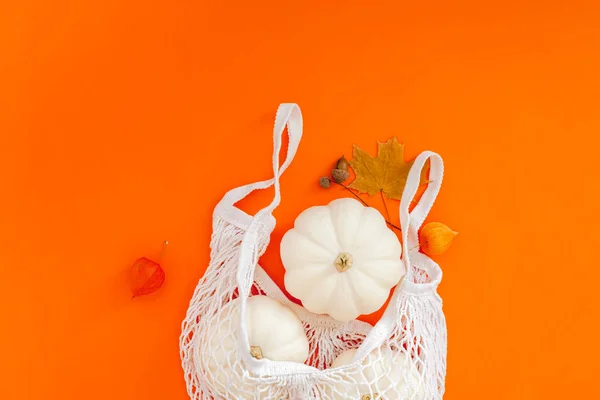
334,253,353,273
250,346,264,360
361,394,379,400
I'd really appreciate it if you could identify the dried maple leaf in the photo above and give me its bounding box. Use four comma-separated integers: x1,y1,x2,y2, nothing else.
349,137,428,200
130,257,165,298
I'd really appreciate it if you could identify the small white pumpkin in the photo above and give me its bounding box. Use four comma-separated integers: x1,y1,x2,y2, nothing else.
281,198,404,322
198,295,309,399
327,348,425,399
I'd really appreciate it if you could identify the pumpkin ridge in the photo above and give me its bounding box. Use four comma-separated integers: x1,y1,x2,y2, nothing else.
353,267,393,292
323,276,347,320
290,224,336,256
352,226,401,260
336,274,361,320
350,208,389,253
298,273,338,315
346,268,392,316
349,204,368,252
284,263,337,301
326,205,344,253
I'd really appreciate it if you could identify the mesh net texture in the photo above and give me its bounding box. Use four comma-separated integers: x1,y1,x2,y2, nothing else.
180,217,447,400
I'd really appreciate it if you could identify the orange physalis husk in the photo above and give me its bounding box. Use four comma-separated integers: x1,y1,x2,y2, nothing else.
130,257,165,298
419,222,458,256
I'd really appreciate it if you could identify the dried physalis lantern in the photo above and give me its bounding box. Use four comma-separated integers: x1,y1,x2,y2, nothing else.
131,241,168,298
419,222,458,256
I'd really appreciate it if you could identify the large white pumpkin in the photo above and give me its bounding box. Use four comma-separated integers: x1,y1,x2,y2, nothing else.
326,348,425,399
197,295,309,399
281,198,404,322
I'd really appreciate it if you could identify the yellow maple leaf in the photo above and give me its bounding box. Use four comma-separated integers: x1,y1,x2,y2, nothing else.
348,137,427,200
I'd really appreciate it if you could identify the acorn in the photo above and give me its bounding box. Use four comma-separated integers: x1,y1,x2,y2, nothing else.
332,156,350,183
336,156,350,171
319,177,331,188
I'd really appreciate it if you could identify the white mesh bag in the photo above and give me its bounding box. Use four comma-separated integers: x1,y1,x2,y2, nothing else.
180,103,447,399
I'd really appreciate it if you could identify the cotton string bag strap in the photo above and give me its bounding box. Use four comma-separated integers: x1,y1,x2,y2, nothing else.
234,103,317,377
213,105,301,230
353,150,444,362
400,151,444,293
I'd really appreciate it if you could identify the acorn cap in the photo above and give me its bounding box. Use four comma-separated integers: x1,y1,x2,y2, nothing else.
331,169,349,183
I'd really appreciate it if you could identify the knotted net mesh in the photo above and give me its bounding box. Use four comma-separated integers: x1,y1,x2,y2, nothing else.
180,217,446,400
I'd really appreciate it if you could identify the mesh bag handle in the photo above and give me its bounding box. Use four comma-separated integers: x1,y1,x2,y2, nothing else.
400,151,444,291
353,151,444,361
214,104,302,230
236,103,302,298
234,104,318,376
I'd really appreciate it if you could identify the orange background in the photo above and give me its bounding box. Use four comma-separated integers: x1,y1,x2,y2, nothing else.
1,1,600,399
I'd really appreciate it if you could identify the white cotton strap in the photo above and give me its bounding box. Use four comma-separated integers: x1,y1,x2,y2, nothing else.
403,152,445,232
400,151,444,254
353,151,444,362
400,151,444,295
234,104,317,377
214,104,303,230
236,104,302,296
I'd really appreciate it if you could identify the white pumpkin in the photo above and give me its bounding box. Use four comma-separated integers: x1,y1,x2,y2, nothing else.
197,295,309,399
326,348,425,399
281,198,404,322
